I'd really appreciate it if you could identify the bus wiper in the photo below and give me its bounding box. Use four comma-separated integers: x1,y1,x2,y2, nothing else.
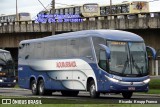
121,56,129,75
130,54,142,75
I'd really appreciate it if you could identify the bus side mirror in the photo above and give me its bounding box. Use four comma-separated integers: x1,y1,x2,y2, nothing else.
146,46,156,60
99,44,110,59
106,46,110,60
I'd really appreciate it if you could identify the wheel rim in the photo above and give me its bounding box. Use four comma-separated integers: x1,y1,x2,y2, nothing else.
39,83,44,93
32,83,36,93
90,84,96,96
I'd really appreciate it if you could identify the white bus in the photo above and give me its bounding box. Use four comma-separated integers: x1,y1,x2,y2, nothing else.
18,30,155,98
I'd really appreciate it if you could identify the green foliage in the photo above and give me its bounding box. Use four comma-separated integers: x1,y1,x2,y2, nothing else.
149,79,160,89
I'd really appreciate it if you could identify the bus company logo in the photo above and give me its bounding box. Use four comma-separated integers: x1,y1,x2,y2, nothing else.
56,61,77,68
130,82,133,85
2,99,11,104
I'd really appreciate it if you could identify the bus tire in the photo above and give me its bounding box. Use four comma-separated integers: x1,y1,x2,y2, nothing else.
31,80,38,95
89,81,100,98
38,79,52,96
122,92,133,99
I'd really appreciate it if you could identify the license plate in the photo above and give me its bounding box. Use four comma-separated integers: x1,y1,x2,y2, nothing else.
8,84,11,86
128,87,135,90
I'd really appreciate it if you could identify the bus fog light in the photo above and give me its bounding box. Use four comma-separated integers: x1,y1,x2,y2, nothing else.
143,78,150,84
0,79,4,82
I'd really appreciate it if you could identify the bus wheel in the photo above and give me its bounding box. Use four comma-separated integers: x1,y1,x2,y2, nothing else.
122,92,133,99
38,79,52,95
38,79,45,95
89,81,100,98
31,80,38,95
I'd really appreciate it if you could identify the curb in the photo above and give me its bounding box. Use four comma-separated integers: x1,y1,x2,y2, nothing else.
134,93,160,97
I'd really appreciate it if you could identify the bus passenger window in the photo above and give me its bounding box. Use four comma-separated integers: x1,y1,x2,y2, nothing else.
99,50,107,71
121,5,129,13
100,7,106,15
111,6,116,14
69,8,74,15
67,39,79,57
117,6,122,13
65,8,69,15
106,7,110,15
60,9,64,15
75,7,80,14
79,38,93,60
55,9,59,14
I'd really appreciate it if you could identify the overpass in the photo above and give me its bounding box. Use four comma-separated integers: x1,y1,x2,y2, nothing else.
0,13,160,48
0,12,160,75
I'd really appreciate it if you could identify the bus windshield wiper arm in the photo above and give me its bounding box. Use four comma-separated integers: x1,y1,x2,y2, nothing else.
121,56,129,75
131,54,142,75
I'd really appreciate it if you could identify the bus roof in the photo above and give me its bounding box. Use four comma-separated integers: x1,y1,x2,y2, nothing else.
55,3,99,9
0,49,9,53
20,30,144,44
0,12,30,17
100,1,149,7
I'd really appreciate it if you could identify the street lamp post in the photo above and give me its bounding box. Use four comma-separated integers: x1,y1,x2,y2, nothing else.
52,0,55,35
16,0,19,21
110,0,112,14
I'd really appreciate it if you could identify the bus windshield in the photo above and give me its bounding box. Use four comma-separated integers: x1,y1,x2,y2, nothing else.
107,41,147,77
0,52,15,77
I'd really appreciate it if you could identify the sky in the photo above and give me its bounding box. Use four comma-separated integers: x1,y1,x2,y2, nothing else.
0,0,160,19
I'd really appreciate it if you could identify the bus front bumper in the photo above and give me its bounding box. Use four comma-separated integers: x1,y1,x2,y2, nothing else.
109,82,149,92
0,82,16,87
105,76,150,92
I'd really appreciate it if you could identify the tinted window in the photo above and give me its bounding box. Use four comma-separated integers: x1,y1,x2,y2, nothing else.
55,40,67,58
60,9,64,15
0,53,5,64
33,43,44,59
79,37,93,59
69,8,74,14
67,39,79,57
92,37,106,61
75,7,80,14
44,41,55,59
99,50,107,71
111,6,117,14
65,8,69,15
19,44,26,59
117,5,122,13
122,4,129,13
27,43,34,59
100,7,106,15
55,9,59,14
106,7,110,14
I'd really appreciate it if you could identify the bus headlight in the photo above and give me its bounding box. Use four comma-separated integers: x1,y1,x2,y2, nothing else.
105,75,119,83
0,79,4,82
13,80,16,83
143,78,150,84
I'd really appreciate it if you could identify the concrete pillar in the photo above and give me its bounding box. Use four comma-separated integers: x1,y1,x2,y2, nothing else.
151,60,155,75
155,60,159,76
